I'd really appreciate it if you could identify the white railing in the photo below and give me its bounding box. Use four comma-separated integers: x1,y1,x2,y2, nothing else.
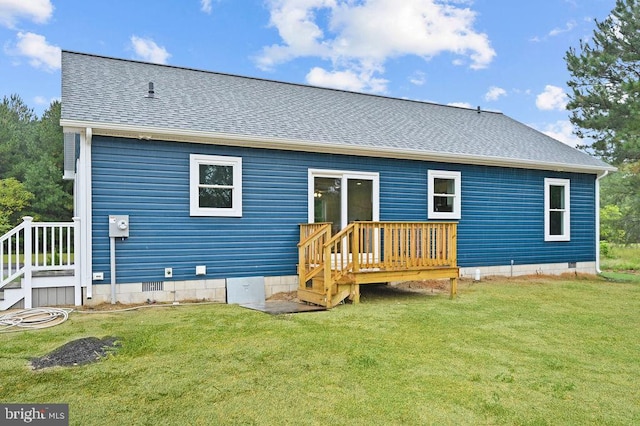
1,216,80,308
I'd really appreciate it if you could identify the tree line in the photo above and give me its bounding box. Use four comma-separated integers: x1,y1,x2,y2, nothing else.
0,95,72,234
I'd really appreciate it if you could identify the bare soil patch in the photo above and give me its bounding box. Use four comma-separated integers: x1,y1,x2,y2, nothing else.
391,279,450,294
267,291,298,302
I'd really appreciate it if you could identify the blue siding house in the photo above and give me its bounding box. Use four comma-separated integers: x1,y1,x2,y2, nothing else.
60,51,614,306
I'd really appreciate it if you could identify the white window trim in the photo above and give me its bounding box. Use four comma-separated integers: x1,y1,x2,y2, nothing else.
428,170,461,220
544,178,570,241
308,169,380,227
190,154,242,217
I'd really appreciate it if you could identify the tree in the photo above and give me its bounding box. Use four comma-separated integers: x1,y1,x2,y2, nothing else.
565,0,640,242
600,162,640,243
0,97,73,230
23,158,73,222
0,95,37,179
24,101,73,222
0,177,34,234
566,0,640,163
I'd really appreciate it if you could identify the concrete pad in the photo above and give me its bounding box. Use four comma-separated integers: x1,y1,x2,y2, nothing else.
240,301,326,315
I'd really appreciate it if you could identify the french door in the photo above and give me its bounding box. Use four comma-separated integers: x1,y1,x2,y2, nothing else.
308,169,379,234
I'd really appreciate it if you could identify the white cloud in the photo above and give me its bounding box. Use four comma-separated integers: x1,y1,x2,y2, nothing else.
10,32,61,71
536,85,568,111
531,20,577,43
34,95,58,106
0,0,53,28
540,120,581,147
409,71,426,86
512,88,532,96
201,0,212,14
306,66,388,93
549,20,576,37
130,36,171,64
257,0,495,93
485,86,506,101
448,101,473,109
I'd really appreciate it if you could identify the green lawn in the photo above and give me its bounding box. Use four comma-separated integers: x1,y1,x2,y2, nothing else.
601,243,640,272
2,276,639,425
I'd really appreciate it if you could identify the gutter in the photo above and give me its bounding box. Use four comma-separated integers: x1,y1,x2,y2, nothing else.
60,119,617,176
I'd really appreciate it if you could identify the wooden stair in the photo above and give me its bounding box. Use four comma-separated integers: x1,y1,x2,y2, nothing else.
297,221,459,309
298,276,359,308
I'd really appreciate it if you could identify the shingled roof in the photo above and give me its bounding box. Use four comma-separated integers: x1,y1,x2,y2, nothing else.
60,51,613,174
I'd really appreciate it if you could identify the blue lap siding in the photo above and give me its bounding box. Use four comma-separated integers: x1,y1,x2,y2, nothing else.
91,136,596,284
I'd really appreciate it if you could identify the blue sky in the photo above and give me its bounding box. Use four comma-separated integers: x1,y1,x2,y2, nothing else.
0,0,615,146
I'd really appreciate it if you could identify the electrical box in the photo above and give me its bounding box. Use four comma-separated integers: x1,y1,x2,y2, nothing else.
108,215,130,238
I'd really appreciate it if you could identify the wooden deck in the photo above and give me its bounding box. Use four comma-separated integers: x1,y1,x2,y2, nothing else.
298,221,459,308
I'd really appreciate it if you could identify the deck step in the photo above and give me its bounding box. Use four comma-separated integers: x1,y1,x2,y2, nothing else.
297,288,328,307
298,282,356,308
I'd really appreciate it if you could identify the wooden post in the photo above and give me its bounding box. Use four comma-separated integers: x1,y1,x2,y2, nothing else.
298,238,305,291
352,283,360,304
353,222,360,273
450,277,457,299
324,243,332,307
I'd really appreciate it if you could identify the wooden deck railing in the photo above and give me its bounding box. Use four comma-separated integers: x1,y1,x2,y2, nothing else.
297,223,332,285
298,221,458,302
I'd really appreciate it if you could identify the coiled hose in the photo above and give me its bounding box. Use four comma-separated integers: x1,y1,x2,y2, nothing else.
0,308,72,333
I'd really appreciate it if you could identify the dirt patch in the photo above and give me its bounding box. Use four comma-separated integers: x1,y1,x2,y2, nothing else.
391,279,451,294
31,337,121,370
79,301,169,311
267,291,299,302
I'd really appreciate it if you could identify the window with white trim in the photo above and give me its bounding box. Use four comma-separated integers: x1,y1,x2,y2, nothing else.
544,178,570,241
428,170,461,219
190,154,242,217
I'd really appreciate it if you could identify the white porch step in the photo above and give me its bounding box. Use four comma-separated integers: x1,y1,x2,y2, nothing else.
0,285,25,311
30,274,75,288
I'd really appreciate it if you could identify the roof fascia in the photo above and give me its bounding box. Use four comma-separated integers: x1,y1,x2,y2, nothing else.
60,119,616,174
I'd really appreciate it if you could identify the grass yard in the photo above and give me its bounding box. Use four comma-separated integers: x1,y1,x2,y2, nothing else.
1,275,639,425
601,243,640,272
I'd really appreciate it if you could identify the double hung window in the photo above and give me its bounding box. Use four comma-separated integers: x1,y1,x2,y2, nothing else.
190,154,242,217
544,178,570,241
428,170,461,220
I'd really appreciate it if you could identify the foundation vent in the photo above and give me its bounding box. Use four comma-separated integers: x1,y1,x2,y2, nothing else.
142,281,164,292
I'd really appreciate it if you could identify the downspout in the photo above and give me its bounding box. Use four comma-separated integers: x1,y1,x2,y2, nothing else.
83,127,93,298
595,170,609,273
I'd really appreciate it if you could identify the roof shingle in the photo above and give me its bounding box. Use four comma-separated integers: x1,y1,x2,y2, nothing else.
61,51,612,173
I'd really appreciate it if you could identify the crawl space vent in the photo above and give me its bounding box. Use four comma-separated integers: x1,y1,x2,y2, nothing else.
142,281,164,292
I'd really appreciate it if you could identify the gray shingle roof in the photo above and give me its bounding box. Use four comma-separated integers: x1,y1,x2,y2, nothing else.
61,51,613,173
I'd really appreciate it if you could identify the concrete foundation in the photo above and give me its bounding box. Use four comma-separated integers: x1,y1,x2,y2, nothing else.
84,275,299,306
458,261,596,280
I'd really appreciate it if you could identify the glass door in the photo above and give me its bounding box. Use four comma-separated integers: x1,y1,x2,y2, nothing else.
314,177,343,235
347,179,373,223
310,170,379,232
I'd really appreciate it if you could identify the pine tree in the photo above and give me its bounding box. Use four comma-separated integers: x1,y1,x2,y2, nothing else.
565,0,640,242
